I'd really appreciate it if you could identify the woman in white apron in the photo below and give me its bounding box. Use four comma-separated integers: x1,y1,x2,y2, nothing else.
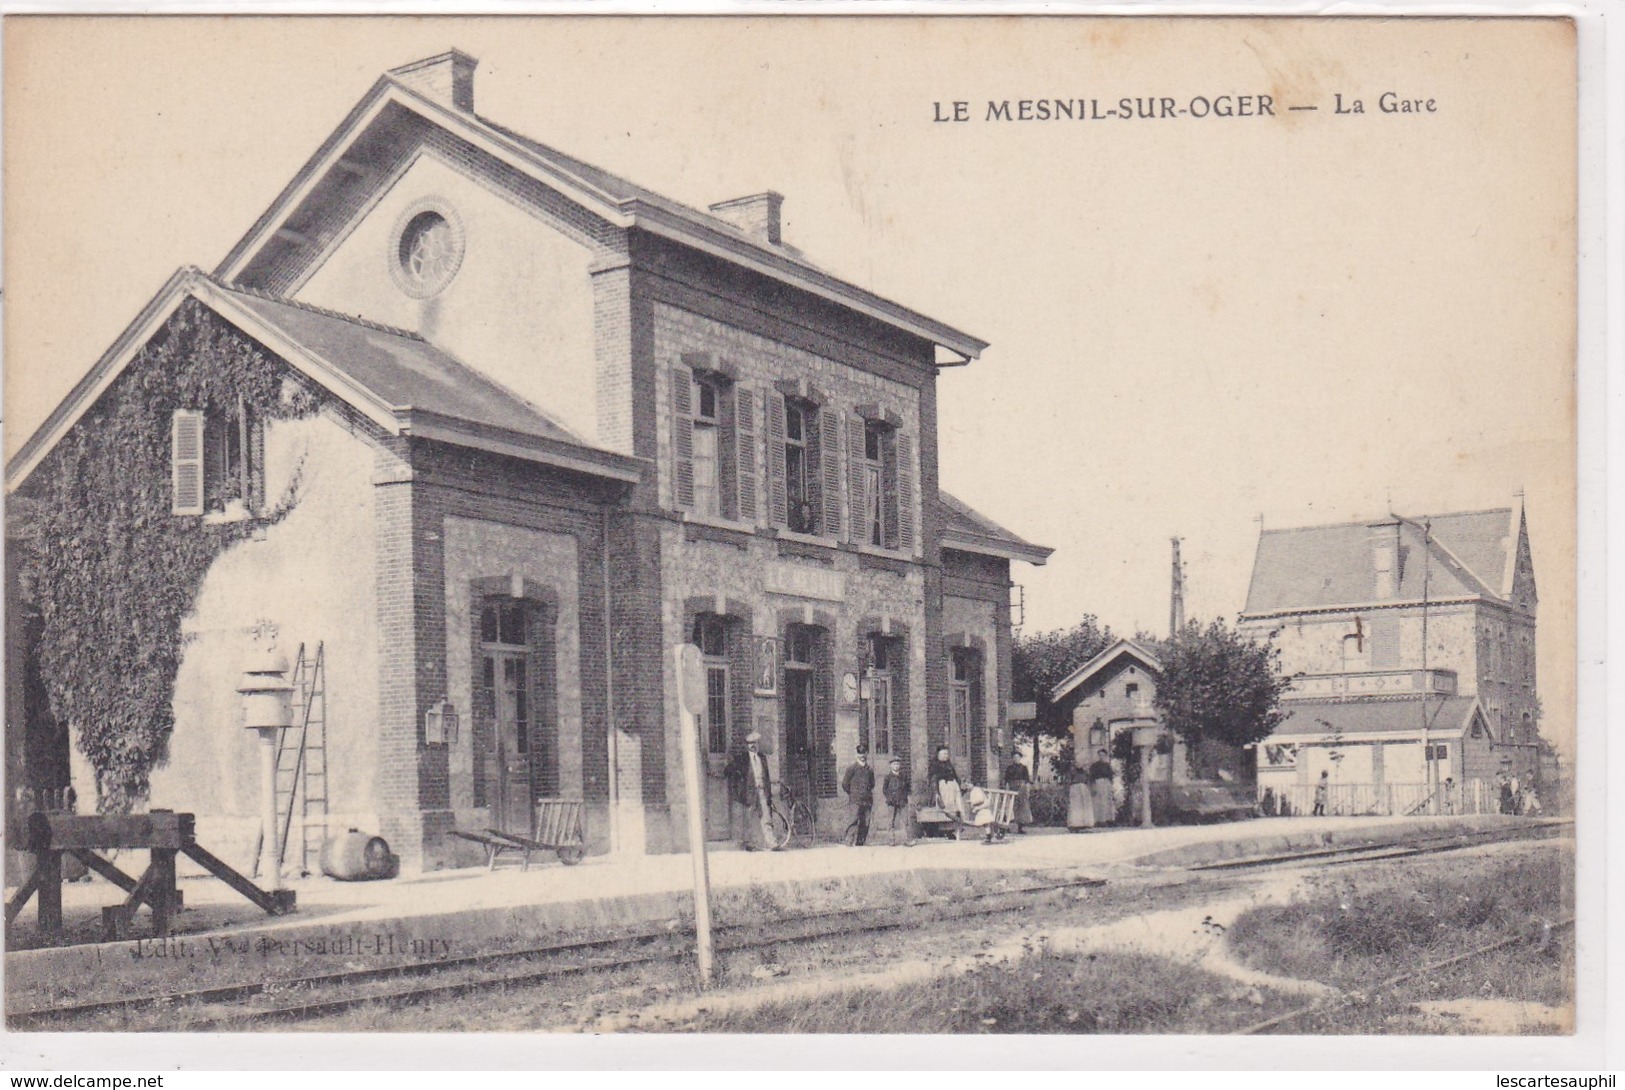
1067,760,1096,832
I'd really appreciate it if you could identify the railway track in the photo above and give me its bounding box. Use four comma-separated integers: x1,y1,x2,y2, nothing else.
13,821,1566,1031
1186,819,1568,872
1235,915,1575,1035
12,874,1112,1030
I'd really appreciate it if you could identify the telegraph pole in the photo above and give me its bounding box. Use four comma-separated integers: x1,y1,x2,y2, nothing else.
1169,537,1186,638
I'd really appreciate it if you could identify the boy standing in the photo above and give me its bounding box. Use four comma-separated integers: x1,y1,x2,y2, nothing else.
883,756,911,845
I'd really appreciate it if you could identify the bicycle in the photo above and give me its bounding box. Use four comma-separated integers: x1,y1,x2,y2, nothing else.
768,782,814,850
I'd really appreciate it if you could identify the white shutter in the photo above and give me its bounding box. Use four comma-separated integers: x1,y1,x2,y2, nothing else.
171,410,205,515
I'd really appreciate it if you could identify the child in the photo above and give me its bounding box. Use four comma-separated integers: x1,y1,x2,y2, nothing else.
883,756,911,845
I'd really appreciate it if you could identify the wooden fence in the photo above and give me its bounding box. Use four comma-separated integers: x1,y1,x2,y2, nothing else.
1259,778,1508,818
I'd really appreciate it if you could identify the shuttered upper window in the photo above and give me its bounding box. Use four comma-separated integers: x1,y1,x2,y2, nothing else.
847,409,916,553
671,362,755,523
171,410,205,515
170,404,261,517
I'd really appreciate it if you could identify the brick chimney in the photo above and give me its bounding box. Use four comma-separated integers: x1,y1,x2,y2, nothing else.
388,50,478,113
708,192,784,246
1367,518,1402,599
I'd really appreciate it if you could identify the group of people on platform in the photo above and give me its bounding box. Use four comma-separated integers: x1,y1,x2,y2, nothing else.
1062,749,1118,831
723,735,1121,849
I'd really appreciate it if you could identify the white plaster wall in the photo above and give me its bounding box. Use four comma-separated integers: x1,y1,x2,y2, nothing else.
151,412,381,867
296,153,599,444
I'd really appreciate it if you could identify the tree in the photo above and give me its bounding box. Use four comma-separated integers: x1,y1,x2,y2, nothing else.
1012,617,1115,773
1153,618,1293,753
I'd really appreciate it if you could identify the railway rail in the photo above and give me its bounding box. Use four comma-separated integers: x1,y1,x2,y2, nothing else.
11,820,1567,1031
1186,819,1567,872
11,874,1112,1030
1235,916,1575,1035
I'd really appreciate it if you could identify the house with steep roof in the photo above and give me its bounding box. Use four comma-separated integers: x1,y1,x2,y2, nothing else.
1239,505,1538,812
5,51,1050,872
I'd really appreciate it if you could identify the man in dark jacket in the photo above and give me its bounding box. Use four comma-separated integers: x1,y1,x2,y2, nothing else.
724,732,775,850
840,744,877,846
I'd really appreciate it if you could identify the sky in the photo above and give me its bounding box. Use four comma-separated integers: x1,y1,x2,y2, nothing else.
2,16,1578,751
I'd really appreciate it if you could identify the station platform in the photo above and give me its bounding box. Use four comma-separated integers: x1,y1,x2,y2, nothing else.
5,813,1554,1013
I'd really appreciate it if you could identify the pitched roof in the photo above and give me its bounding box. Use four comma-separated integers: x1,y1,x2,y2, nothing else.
217,284,580,444
939,491,1053,566
5,269,642,490
1242,509,1517,615
1050,638,1163,704
213,59,986,361
1269,695,1483,741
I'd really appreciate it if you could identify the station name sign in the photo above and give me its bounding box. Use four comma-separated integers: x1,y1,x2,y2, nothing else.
764,562,846,602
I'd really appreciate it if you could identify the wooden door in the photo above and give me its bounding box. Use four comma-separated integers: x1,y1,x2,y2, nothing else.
486,651,533,835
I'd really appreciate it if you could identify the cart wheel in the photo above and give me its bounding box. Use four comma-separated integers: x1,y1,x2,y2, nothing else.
556,845,586,866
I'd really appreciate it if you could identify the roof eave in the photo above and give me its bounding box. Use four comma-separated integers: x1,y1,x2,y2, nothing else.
216,79,986,359
941,530,1053,567
7,267,199,492
1238,594,1504,621
397,409,644,484
1049,638,1164,704
625,202,988,360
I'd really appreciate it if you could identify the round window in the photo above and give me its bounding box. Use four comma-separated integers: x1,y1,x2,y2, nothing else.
390,203,464,298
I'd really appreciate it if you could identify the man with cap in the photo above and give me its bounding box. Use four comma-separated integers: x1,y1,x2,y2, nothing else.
841,743,877,846
882,755,911,845
724,731,775,850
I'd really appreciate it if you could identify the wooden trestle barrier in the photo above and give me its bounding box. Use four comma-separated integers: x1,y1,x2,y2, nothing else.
5,810,296,940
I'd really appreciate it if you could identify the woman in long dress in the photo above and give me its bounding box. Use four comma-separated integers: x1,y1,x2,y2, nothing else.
1088,749,1116,827
929,747,965,820
1066,759,1096,831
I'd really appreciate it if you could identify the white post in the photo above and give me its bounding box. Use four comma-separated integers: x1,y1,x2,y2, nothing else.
674,643,714,987
258,728,281,890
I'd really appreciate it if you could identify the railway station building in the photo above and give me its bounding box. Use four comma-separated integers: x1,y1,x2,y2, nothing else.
5,52,1051,872
1239,505,1539,813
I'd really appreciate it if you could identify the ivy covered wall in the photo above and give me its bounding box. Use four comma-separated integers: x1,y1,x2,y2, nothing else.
12,299,326,813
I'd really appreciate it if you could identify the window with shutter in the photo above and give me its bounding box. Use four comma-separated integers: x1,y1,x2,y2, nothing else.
767,393,788,527
671,366,695,510
713,381,735,520
896,432,916,552
847,415,868,546
820,409,841,540
783,399,817,534
880,429,900,549
171,410,205,515
735,385,758,522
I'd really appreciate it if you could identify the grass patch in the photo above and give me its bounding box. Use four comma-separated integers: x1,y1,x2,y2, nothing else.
1226,843,1573,1011
670,946,1296,1034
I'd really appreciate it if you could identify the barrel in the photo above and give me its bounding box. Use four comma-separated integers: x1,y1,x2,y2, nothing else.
320,829,398,881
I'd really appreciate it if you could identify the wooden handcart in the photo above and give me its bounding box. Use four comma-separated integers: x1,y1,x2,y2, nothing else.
916,786,1018,842
452,798,586,871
